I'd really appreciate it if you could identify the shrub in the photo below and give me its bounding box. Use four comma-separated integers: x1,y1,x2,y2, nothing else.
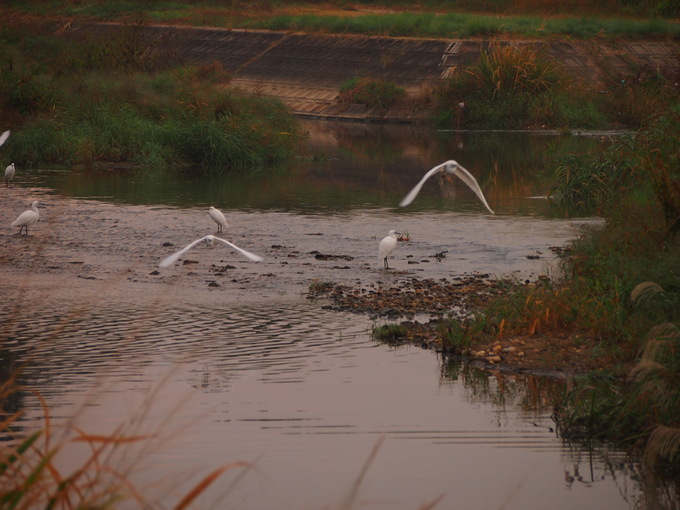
432,42,588,129
339,77,407,112
0,21,302,173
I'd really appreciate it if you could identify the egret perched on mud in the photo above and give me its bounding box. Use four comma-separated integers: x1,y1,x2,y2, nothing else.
159,235,263,268
0,130,9,148
11,200,40,235
5,163,15,187
378,230,401,269
208,206,228,233
399,160,495,214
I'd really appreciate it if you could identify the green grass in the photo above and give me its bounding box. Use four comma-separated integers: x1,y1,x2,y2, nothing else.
250,12,680,39
4,1,679,38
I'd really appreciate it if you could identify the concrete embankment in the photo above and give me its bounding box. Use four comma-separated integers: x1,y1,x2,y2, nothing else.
69,22,680,123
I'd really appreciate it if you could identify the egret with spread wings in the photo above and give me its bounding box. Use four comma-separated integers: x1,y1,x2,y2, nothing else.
159,235,263,268
399,160,494,214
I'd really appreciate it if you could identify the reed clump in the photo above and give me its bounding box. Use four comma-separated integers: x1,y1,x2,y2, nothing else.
7,2,679,39
429,40,678,130
431,42,594,129
0,378,249,509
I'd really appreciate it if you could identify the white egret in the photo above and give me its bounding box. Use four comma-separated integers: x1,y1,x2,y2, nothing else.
5,163,15,187
399,160,495,214
159,234,263,268
378,229,401,269
208,206,228,233
11,200,40,235
0,130,9,147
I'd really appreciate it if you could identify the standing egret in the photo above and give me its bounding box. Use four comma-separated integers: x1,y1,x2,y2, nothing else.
399,160,494,214
11,200,40,235
208,206,228,233
0,130,9,148
5,163,15,187
378,230,401,269
159,234,263,268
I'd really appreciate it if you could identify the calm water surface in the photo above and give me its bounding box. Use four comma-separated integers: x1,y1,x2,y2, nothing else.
3,122,661,509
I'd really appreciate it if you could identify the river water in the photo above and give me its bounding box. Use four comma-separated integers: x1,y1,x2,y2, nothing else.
1,121,662,509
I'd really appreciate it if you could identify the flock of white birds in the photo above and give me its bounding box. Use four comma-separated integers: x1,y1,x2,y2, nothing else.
3,124,494,270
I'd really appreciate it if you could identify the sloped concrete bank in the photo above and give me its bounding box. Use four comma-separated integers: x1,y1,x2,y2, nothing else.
68,22,680,123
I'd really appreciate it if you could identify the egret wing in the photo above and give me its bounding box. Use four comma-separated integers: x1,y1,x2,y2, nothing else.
398,163,445,207
213,237,264,262
159,236,208,268
452,164,495,215
0,130,9,147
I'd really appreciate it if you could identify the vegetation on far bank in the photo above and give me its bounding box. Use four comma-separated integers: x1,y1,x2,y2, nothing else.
0,19,303,173
341,39,679,130
4,1,680,40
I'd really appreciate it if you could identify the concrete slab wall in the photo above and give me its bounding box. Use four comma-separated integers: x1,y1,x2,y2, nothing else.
67,22,680,123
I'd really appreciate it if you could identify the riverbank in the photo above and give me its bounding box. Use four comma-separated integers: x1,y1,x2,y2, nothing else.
65,21,680,123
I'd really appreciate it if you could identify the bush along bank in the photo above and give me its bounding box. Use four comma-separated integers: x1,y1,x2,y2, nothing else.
0,20,304,173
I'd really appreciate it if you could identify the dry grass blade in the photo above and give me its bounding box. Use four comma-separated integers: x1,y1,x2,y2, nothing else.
173,461,252,510
72,433,153,444
638,323,679,363
418,494,445,510
644,425,680,467
630,281,665,304
338,436,385,510
629,359,667,381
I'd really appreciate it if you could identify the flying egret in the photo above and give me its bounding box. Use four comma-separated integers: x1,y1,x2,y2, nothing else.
159,234,263,268
378,229,401,269
11,200,40,235
399,160,495,214
208,206,228,233
0,130,9,148
5,163,15,187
